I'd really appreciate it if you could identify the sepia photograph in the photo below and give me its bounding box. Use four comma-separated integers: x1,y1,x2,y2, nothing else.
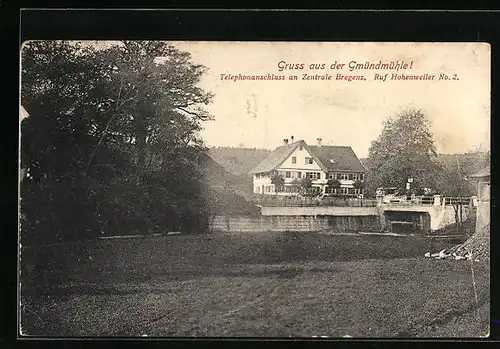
18,41,490,338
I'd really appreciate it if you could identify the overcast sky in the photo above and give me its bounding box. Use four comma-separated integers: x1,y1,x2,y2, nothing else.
174,42,490,158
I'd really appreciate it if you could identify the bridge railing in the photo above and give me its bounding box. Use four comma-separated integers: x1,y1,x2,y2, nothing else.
442,197,472,206
381,195,472,207
382,196,434,206
254,195,472,208
253,195,378,207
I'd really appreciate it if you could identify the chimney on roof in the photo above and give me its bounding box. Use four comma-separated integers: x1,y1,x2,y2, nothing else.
283,138,289,145
316,138,323,146
291,135,294,141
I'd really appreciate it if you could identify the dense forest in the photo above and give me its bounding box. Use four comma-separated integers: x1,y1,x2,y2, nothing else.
20,41,255,245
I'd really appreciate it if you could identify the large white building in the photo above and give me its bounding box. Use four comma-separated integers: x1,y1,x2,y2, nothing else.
250,138,366,196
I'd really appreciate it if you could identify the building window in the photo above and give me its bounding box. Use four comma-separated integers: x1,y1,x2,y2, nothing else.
285,171,291,178
341,187,348,195
305,157,313,165
328,173,336,180
307,172,321,179
360,173,364,181
326,187,338,194
297,172,302,179
348,173,354,180
291,156,296,164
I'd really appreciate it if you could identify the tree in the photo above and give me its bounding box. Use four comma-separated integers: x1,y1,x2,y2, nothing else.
325,178,341,196
21,41,111,243
20,40,214,244
299,177,313,196
290,179,301,195
326,178,341,192
352,180,365,198
94,41,213,172
435,158,475,233
270,172,285,194
365,108,441,196
352,180,363,189
327,178,341,188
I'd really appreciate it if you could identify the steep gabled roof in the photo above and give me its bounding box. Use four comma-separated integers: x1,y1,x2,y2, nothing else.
249,140,365,174
308,145,365,172
249,140,303,174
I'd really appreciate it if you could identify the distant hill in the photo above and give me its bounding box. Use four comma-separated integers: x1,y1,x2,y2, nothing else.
198,153,257,213
209,147,271,177
435,152,490,176
199,152,244,186
360,152,489,174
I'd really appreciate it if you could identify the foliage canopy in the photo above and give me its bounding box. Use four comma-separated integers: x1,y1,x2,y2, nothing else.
365,108,440,195
20,41,215,244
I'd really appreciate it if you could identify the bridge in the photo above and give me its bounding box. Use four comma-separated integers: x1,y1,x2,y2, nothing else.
379,196,472,233
258,195,473,234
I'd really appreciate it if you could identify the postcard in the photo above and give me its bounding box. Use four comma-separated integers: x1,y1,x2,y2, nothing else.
19,41,490,338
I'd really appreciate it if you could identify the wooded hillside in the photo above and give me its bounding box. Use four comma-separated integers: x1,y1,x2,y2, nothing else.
209,147,271,176
436,152,490,176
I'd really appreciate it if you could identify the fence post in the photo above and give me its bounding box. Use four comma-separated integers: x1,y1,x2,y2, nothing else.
433,195,441,206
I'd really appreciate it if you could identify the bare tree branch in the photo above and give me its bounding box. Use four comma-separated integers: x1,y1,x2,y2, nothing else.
176,107,201,117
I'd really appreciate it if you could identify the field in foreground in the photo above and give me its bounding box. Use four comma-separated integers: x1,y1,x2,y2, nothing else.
20,232,489,338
